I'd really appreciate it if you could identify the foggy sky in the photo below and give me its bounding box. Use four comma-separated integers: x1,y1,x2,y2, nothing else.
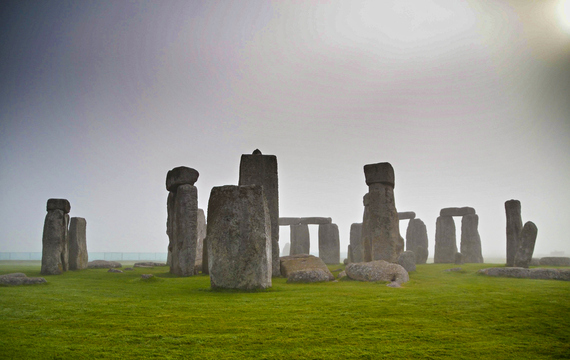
1,0,569,260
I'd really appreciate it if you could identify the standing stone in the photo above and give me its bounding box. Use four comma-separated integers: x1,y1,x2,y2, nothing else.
505,200,523,267
290,224,310,255
238,150,280,277
62,213,70,272
347,244,353,263
166,167,200,277
350,223,363,263
513,221,538,268
68,217,88,270
455,252,465,265
405,218,429,264
434,216,457,263
196,209,206,265
41,199,71,275
207,185,272,290
318,223,340,264
362,162,402,263
397,250,416,272
202,236,209,275
460,214,484,263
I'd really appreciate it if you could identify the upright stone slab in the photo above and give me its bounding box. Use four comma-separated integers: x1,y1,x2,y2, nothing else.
68,217,88,270
41,199,71,275
362,163,402,263
405,218,429,264
318,223,340,264
434,216,457,263
513,221,538,268
207,185,272,290
166,167,200,277
350,223,363,263
196,208,206,265
460,214,484,263
238,150,280,277
505,200,523,267
290,224,310,255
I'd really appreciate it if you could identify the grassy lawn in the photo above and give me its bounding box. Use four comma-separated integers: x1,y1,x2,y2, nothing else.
1,261,569,359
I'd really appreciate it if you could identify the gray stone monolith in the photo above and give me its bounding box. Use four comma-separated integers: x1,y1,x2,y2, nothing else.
207,185,272,290
505,200,523,267
434,216,457,263
350,223,363,263
362,163,402,263
318,223,340,264
196,209,206,269
68,217,88,270
405,218,429,264
41,199,70,275
238,150,280,277
513,221,538,268
166,191,175,266
290,223,310,255
397,251,416,272
460,214,483,263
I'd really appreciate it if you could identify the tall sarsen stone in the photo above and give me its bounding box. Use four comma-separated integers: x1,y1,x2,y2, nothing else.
505,200,523,267
68,217,88,270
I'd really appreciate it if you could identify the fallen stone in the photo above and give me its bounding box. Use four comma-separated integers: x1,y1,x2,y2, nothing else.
513,221,538,268
539,257,570,267
280,254,334,279
124,267,134,271
386,282,401,288
108,269,123,273
0,273,47,286
46,198,71,213
364,162,395,187
141,274,154,279
398,212,416,220
299,217,332,225
397,251,416,272
286,269,334,283
279,217,302,226
345,260,409,284
166,166,199,191
478,267,570,281
134,262,167,267
439,207,476,217
88,260,122,269
444,268,462,272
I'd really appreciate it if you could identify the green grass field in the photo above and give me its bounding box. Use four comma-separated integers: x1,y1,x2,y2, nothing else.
1,261,569,359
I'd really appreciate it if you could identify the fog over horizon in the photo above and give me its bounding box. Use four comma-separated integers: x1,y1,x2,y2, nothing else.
1,1,569,261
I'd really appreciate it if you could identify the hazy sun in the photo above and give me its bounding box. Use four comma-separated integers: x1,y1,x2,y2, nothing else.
559,0,570,31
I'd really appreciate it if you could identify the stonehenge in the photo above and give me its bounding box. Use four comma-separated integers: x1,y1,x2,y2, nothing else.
278,217,340,264
207,185,272,290
68,217,88,270
239,149,280,277
362,162,403,263
434,207,483,263
41,199,71,275
166,166,199,276
505,200,538,268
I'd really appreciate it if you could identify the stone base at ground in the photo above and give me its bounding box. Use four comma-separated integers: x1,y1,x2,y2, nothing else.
286,269,334,283
345,260,409,284
0,273,47,286
478,267,570,281
88,260,122,269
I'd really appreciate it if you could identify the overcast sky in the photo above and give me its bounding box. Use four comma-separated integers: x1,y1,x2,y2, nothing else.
1,0,569,260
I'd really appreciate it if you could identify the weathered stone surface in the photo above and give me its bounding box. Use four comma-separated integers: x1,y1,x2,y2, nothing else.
46,198,71,213
299,217,332,225
41,209,67,275
439,207,476,217
239,151,279,277
279,217,301,226
207,185,272,290
455,252,465,265
286,269,334,283
513,221,538,268
166,191,175,266
318,223,340,264
68,217,88,270
397,251,416,272
539,257,570,266
124,267,134,271
406,219,429,264
434,216,457,263
362,181,402,263
279,254,333,279
0,273,47,286
170,184,198,277
134,262,167,267
108,269,123,273
202,237,209,275
290,224,310,255
398,211,416,220
349,223,363,263
478,267,570,281
364,162,395,187
166,166,199,191
505,199,523,267
460,214,483,263
345,260,409,284
196,208,206,266
88,260,122,269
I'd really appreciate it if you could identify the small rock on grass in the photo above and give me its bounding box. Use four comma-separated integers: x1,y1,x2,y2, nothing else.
108,269,123,273
141,274,154,279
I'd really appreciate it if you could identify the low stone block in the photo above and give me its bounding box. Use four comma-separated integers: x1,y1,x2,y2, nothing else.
0,273,46,286
166,166,199,191
539,257,570,267
286,269,334,283
88,260,122,269
345,260,409,284
279,254,333,279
